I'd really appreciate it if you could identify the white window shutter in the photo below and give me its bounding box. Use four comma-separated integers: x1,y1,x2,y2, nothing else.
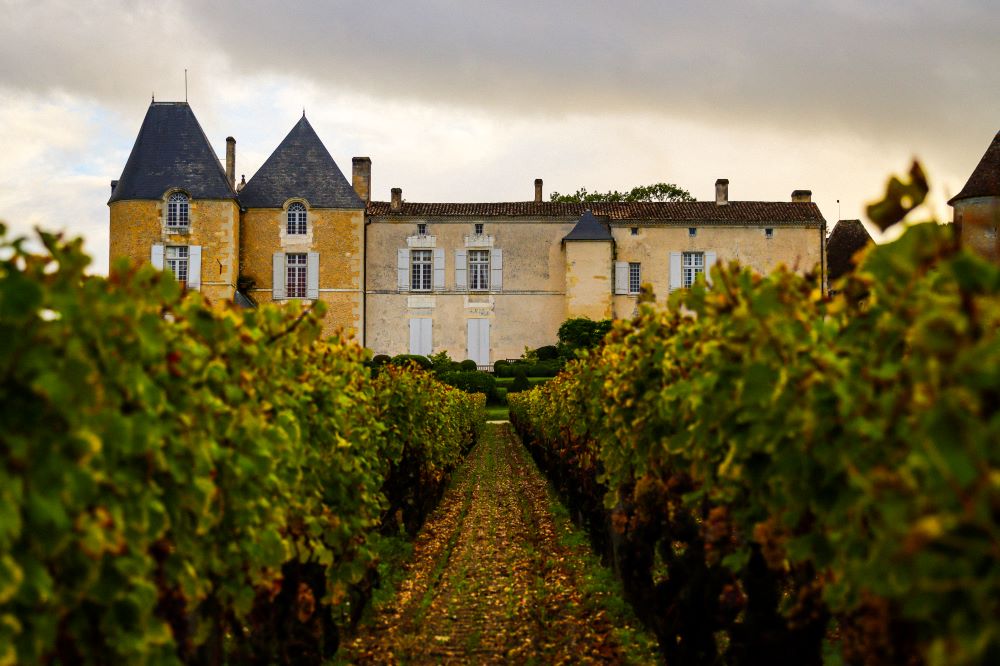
307,252,320,298
669,252,682,292
478,319,490,366
467,319,479,363
704,251,717,286
433,248,445,290
490,248,503,292
614,261,628,295
273,252,286,300
151,244,164,270
187,245,202,290
409,319,421,355
421,318,433,355
455,250,467,290
397,249,409,292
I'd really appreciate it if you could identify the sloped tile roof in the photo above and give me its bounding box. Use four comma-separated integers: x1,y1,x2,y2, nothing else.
562,210,613,241
109,102,235,203
826,219,873,280
949,131,1000,204
238,116,363,209
366,200,824,225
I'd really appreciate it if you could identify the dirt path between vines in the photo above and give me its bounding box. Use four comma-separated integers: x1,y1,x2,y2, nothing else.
340,422,653,664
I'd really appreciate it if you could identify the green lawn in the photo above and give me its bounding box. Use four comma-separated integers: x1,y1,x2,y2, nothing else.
485,404,509,421
493,377,552,388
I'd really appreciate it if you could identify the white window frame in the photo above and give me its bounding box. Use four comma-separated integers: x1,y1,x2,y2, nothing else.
628,262,641,294
165,245,189,284
688,227,697,238
167,192,189,229
287,202,307,235
286,253,307,298
468,249,490,291
410,249,432,291
474,223,484,235
417,223,428,236
682,252,704,288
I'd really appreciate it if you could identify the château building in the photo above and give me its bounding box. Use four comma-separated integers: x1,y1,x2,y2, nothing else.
109,101,828,364
949,130,1000,263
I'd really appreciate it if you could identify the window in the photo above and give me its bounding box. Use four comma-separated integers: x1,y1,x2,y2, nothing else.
410,249,432,291
474,223,484,235
286,253,307,298
682,252,704,288
417,223,427,236
469,250,490,291
688,227,697,238
630,227,638,236
628,262,641,294
167,192,189,228
287,202,307,235
765,227,774,239
165,245,188,284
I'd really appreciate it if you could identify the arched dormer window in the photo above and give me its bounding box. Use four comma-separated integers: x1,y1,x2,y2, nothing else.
287,202,307,235
167,192,189,229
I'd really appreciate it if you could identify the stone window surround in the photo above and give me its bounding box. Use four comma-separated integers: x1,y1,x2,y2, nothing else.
162,189,191,235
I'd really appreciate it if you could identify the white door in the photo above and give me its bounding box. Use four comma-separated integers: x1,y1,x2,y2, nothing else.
466,319,490,366
409,318,432,356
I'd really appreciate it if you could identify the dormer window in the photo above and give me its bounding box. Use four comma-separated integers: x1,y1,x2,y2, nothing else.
167,192,189,229
287,202,307,235
474,223,484,235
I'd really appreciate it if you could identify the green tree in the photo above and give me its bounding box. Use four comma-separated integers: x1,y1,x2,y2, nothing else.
549,182,694,203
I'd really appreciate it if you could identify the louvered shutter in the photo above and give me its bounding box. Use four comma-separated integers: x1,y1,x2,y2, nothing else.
704,251,717,286
397,249,409,292
669,252,682,292
433,248,445,290
307,252,320,298
273,252,286,300
187,245,202,290
614,261,628,295
455,250,467,290
151,244,164,269
490,248,503,292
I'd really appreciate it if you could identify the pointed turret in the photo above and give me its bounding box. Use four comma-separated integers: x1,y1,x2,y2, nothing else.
109,102,235,203
562,210,613,242
949,130,1000,263
948,131,1000,205
238,116,363,208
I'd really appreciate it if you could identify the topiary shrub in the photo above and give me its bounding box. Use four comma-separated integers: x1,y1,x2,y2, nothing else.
534,345,559,361
509,366,531,394
493,360,509,376
460,359,478,371
371,354,391,367
390,354,432,370
439,371,497,400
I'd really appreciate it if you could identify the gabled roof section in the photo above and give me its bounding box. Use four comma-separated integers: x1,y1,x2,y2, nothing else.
238,116,363,209
366,200,825,225
827,219,873,281
109,102,235,204
949,131,1000,205
562,210,613,242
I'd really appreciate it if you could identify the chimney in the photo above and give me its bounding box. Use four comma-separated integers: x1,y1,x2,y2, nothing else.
110,179,118,194
237,174,246,193
792,189,812,203
225,137,236,188
391,187,402,212
534,178,543,203
715,178,729,206
352,156,372,202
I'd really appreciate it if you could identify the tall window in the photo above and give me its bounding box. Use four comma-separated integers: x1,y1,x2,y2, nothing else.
287,202,307,235
469,250,490,291
628,262,641,294
682,252,704,288
167,193,189,228
286,253,307,298
165,246,188,284
410,249,432,291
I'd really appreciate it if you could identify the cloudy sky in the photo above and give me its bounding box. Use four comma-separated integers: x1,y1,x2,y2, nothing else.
1,0,997,273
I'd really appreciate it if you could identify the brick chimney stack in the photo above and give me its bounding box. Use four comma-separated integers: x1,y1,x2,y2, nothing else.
225,137,236,188
391,187,402,212
792,189,812,202
715,178,729,206
352,157,372,202
534,178,543,203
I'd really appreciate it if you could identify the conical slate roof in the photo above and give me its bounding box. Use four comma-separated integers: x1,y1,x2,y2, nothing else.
238,116,363,209
949,130,1000,205
109,102,235,203
562,210,613,241
826,219,873,281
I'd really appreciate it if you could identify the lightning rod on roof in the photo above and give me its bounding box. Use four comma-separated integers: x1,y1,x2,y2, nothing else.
185,69,188,103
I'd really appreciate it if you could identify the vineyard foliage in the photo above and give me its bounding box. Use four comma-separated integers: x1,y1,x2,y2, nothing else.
0,225,485,664
510,221,1000,665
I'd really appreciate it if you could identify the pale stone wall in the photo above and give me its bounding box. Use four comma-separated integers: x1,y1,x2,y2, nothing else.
108,197,239,304
241,206,365,338
365,217,577,361
955,198,1000,263
564,241,614,320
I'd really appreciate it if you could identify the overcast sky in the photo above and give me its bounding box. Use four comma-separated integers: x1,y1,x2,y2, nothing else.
1,0,997,273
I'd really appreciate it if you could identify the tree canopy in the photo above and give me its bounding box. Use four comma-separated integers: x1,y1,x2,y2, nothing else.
549,182,695,203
